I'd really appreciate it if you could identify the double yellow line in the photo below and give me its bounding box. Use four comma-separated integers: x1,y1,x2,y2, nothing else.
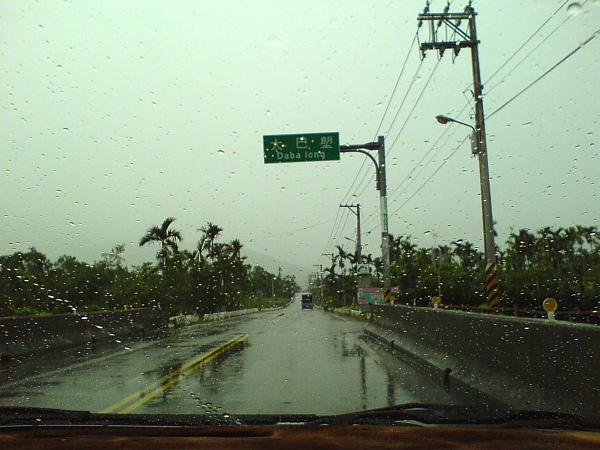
100,334,249,414
269,313,289,323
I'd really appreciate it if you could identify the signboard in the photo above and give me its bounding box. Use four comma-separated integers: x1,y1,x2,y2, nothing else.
263,132,340,164
357,287,399,305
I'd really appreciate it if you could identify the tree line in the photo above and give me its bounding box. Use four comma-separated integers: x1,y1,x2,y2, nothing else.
317,225,600,311
0,218,298,317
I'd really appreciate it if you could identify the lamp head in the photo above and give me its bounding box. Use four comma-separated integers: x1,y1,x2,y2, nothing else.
436,115,452,124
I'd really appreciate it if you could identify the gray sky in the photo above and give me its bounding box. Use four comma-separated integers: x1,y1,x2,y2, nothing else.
2,1,599,283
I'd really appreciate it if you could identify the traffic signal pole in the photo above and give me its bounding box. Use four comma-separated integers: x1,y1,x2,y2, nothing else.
340,136,390,289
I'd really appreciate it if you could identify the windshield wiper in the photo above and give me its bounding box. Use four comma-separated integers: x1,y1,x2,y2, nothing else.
304,403,600,430
1,404,598,430
0,407,242,427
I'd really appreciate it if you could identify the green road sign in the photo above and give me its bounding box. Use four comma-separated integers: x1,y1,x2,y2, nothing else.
263,132,340,164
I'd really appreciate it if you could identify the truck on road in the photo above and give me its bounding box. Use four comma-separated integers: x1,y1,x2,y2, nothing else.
301,294,313,310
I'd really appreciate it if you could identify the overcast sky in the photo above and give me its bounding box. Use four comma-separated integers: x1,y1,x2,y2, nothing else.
2,1,599,283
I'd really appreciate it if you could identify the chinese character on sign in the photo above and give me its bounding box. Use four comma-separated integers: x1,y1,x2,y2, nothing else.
296,137,308,149
269,139,284,151
320,135,333,148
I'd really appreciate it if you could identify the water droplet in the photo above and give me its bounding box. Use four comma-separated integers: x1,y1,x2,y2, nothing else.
566,3,582,16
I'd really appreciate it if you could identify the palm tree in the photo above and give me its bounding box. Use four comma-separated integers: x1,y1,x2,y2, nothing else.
229,239,244,261
536,226,565,270
451,240,481,269
506,228,536,270
335,245,349,274
139,217,182,266
199,222,223,255
208,242,232,261
577,225,599,264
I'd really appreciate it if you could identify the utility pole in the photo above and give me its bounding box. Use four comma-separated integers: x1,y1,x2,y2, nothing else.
340,136,390,289
313,264,323,304
418,3,500,307
322,253,335,266
340,203,361,271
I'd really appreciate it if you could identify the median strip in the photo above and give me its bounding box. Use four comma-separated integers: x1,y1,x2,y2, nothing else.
100,333,249,414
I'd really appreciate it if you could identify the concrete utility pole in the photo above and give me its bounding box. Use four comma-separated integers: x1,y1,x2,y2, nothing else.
313,264,323,303
340,203,361,271
340,136,390,289
418,4,500,307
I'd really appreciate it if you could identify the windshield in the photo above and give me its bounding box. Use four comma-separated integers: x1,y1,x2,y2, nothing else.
1,0,599,425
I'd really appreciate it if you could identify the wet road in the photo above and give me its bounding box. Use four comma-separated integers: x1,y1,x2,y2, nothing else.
0,300,489,416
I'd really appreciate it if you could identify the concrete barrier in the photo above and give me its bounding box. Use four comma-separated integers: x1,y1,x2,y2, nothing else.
368,305,600,416
168,307,281,327
0,308,166,359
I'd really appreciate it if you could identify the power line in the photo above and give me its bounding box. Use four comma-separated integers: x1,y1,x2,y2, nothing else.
488,29,599,119
366,134,468,235
382,1,583,217
339,34,423,208
355,57,444,230
319,207,353,265
320,28,425,259
350,56,437,207
387,57,441,153
484,0,572,90
387,102,470,201
373,3,595,230
250,218,337,241
368,28,600,233
373,32,419,139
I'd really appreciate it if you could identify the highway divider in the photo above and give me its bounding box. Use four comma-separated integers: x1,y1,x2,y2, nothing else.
0,308,165,361
168,307,283,327
367,304,600,416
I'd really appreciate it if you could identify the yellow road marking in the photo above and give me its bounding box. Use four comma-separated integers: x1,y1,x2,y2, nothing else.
100,333,248,414
269,313,289,323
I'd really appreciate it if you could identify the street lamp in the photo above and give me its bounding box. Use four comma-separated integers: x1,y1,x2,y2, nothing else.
436,115,478,155
436,113,499,307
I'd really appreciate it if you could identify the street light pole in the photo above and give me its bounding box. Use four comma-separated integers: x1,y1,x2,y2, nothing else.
436,112,499,307
377,136,391,290
340,136,391,289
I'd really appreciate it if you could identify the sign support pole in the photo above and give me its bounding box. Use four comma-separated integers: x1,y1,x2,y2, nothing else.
340,136,390,289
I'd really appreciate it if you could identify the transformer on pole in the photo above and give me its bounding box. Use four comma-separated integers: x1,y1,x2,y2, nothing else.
418,3,500,307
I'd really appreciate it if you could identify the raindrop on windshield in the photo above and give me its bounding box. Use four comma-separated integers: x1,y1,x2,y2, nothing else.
566,3,582,16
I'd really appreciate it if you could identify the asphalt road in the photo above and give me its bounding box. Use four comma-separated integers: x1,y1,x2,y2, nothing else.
0,299,491,416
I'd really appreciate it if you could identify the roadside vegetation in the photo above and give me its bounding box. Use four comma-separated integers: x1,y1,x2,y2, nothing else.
2,221,598,317
318,225,600,312
0,218,298,317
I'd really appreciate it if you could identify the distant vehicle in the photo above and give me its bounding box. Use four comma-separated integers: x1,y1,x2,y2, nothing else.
301,294,313,310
